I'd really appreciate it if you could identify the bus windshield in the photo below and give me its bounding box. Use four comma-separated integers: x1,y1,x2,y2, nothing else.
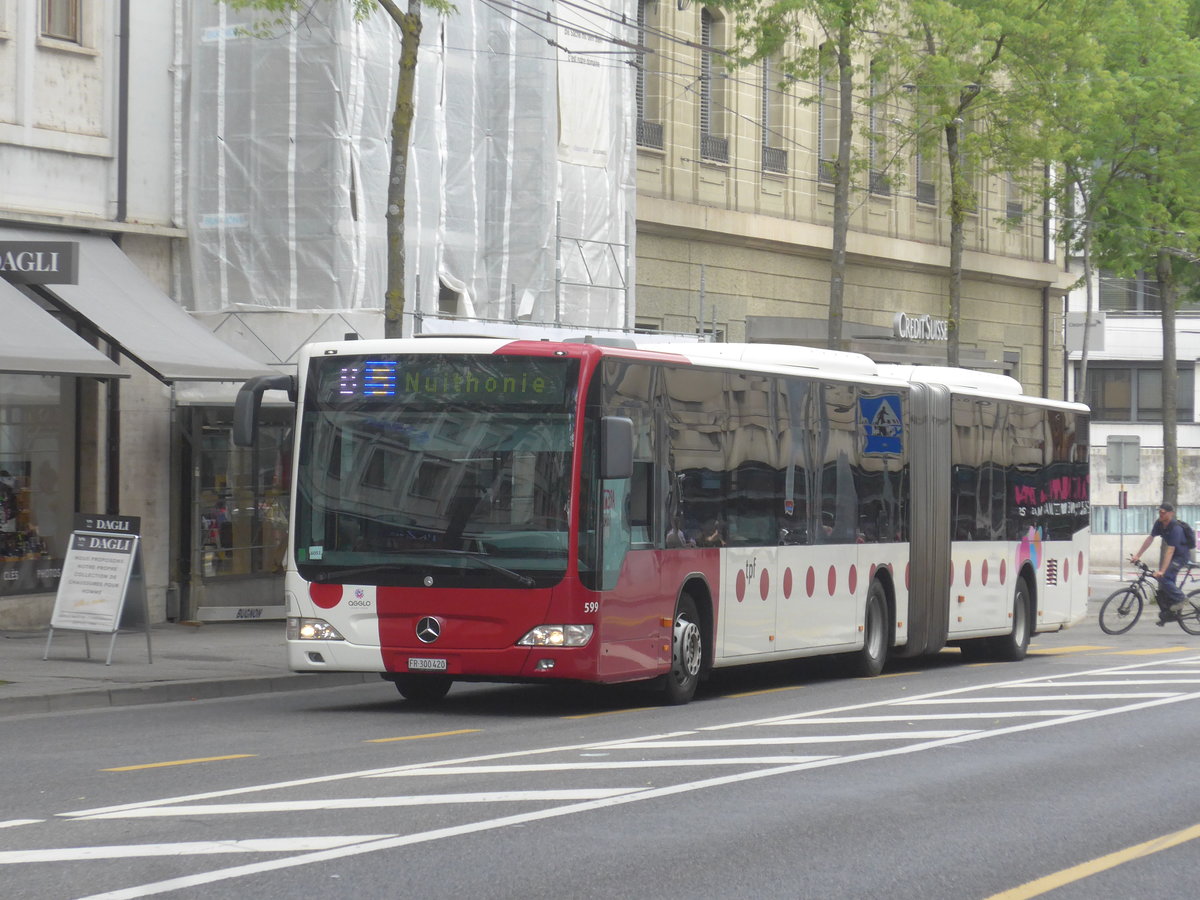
294,353,580,588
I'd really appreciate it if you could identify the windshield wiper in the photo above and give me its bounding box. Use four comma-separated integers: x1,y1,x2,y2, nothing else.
423,549,535,587
309,553,534,588
310,564,406,584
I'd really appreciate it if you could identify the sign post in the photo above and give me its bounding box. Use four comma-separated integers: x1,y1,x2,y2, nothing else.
44,514,152,665
1106,436,1140,580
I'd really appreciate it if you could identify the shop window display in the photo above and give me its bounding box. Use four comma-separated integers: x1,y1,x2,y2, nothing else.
195,407,291,579
1,374,73,597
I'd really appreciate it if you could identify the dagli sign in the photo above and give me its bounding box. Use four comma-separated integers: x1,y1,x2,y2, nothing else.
0,241,79,285
893,311,949,342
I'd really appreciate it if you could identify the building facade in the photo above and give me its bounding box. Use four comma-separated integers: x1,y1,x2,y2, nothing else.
1066,272,1200,569
0,1,1074,629
0,0,273,629
631,3,1071,397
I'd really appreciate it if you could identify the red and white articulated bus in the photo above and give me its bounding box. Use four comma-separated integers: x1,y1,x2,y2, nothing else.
234,337,1090,704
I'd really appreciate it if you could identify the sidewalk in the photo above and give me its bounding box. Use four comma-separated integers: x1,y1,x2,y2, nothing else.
0,572,1129,719
0,621,372,718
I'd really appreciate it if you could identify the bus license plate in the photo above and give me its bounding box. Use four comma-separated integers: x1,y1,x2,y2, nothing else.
408,657,448,671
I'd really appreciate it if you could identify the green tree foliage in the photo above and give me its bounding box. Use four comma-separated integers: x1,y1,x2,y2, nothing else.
894,0,1092,366
723,0,899,350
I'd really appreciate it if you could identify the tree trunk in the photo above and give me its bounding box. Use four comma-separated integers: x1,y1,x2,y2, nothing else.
827,25,854,351
383,0,422,338
1076,227,1094,404
944,121,965,367
1157,249,1179,507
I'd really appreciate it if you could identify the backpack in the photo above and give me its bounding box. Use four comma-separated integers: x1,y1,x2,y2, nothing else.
1180,520,1197,555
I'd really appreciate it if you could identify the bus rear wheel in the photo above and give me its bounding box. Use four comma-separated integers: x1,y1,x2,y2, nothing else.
991,578,1032,661
849,580,889,677
391,674,453,703
662,594,703,705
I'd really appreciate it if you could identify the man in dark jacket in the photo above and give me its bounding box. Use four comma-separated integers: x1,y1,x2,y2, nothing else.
1131,502,1191,624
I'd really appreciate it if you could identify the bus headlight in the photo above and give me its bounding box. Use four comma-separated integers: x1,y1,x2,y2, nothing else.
287,617,345,641
516,624,594,647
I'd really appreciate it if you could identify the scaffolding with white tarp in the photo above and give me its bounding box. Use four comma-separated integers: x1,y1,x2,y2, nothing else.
185,0,638,352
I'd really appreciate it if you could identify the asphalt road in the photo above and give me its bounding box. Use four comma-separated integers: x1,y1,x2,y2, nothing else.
2,596,1199,900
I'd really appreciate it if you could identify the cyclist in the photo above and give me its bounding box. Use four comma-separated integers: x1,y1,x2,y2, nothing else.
1130,502,1191,625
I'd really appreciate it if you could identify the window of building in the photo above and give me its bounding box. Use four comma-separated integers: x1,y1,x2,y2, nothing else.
1093,504,1200,536
761,55,787,174
1084,365,1194,422
914,151,935,205
195,406,291,579
635,0,664,149
817,43,838,183
0,373,76,598
699,9,728,163
41,0,81,43
1005,173,1024,222
868,59,889,195
1099,271,1159,313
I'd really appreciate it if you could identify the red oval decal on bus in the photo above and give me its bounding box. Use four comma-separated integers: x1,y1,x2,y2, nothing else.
310,583,343,609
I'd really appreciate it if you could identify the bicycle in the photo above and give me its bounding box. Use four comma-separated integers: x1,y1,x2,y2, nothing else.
1099,559,1200,636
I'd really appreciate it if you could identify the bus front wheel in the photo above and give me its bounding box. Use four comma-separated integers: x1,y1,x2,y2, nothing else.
662,594,703,705
391,674,453,703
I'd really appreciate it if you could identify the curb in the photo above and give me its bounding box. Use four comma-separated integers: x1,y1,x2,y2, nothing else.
0,671,376,718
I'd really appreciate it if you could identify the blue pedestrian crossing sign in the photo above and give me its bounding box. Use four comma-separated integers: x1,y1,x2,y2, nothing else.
860,395,903,455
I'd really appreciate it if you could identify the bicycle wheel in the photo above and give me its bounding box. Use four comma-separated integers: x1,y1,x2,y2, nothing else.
1099,586,1143,635
1178,590,1200,636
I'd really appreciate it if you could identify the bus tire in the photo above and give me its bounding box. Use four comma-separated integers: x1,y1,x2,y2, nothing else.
392,675,453,703
662,594,703,705
992,577,1032,661
850,579,890,677
963,578,1033,662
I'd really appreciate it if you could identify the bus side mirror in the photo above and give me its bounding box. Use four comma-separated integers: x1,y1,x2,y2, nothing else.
601,416,634,480
233,374,296,447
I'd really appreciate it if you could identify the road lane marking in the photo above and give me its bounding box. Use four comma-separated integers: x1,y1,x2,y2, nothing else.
562,706,658,719
767,711,1091,723
722,685,805,698
607,730,976,749
0,836,394,865
101,755,256,772
897,693,1180,704
984,821,1200,899
0,820,42,829
1109,647,1191,655
369,758,832,776
76,789,643,820
364,729,480,743
73,686,1200,900
1027,645,1109,654
1010,679,1200,686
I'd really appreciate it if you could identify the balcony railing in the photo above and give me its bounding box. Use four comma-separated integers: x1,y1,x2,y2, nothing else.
700,133,729,163
762,146,787,174
637,119,664,150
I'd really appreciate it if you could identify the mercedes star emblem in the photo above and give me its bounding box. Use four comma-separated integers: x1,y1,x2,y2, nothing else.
416,616,441,643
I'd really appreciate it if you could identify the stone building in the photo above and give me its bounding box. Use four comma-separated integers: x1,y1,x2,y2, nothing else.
0,1,1073,629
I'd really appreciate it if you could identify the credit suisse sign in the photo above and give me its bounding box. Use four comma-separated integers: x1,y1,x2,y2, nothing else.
0,241,79,285
893,311,949,342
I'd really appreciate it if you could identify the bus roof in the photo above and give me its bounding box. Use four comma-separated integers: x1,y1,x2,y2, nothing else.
634,341,881,380
875,364,1024,396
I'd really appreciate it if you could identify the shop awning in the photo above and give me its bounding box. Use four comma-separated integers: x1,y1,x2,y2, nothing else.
0,279,126,378
1,227,274,382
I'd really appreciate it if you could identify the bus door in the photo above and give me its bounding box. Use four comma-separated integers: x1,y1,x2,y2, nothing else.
718,374,782,656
